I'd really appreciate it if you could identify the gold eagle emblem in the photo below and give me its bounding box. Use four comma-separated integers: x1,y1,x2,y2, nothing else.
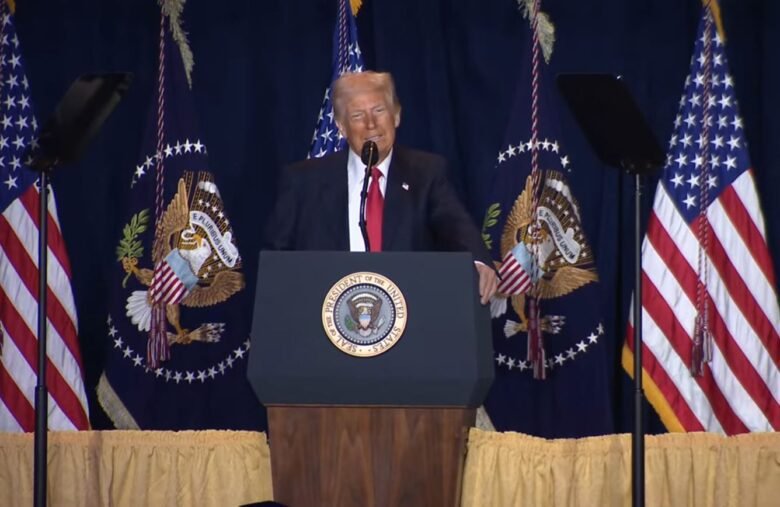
120,172,244,345
495,170,598,337
347,293,383,337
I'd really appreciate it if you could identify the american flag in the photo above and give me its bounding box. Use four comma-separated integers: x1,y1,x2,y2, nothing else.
624,8,780,434
0,4,89,431
308,0,364,158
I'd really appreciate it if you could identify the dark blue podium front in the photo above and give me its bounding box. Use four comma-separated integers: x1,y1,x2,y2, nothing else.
247,250,494,407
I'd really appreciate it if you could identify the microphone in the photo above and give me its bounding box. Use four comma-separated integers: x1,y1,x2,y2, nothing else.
358,140,378,251
360,140,379,167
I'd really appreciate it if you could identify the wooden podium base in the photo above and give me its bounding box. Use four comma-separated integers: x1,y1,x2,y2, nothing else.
267,406,475,507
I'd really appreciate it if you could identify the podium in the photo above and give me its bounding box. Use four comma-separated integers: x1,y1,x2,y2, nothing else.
248,251,494,507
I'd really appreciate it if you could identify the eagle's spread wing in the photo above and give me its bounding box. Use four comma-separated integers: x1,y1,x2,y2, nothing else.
182,270,245,307
347,298,361,323
500,175,535,259
538,266,598,299
152,178,190,263
370,298,382,324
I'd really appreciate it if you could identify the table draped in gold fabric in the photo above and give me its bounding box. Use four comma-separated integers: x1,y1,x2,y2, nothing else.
461,429,780,507
0,430,272,506
2,428,779,506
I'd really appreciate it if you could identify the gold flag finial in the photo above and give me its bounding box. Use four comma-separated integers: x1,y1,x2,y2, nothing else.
6,0,15,14
702,0,726,41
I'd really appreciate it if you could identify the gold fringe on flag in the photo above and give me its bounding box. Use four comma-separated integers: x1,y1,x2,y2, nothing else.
97,372,141,429
159,0,194,88
518,0,555,62
702,0,726,42
5,0,14,14
350,0,362,16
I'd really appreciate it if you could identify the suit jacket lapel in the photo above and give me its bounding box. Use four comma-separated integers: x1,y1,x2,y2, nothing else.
383,149,411,250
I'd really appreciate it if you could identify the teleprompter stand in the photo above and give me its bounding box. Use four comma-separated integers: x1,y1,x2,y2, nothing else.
557,73,664,507
27,72,132,507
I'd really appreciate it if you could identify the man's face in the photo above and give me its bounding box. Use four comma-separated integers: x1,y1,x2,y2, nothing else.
336,87,400,165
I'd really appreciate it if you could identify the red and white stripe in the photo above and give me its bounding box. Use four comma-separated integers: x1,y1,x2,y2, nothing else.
149,261,188,305
627,171,780,434
498,251,532,296
0,186,90,431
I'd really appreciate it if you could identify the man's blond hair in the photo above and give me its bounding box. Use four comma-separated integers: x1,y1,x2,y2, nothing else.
332,71,400,121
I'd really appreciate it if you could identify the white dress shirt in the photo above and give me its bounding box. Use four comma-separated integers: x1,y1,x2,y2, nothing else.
347,148,393,252
345,149,486,268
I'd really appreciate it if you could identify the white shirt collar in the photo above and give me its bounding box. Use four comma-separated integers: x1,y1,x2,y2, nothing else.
347,147,393,185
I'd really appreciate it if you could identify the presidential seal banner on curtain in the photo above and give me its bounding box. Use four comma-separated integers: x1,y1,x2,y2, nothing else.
97,2,263,430
480,2,613,437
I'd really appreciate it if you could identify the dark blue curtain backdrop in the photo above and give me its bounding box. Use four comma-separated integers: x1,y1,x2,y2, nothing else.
13,0,778,430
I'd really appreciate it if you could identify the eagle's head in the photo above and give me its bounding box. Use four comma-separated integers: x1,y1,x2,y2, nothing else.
178,228,212,275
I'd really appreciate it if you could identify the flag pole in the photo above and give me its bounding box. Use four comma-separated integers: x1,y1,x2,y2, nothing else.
631,170,645,507
27,72,132,507
33,166,51,507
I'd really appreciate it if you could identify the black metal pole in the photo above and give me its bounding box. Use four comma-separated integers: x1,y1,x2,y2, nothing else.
34,170,50,507
632,172,645,507
24,73,129,507
358,165,371,252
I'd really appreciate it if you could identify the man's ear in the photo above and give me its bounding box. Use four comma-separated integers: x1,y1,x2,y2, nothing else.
335,119,344,137
394,108,401,128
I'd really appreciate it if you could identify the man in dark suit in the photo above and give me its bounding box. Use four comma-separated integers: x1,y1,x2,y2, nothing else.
264,71,497,303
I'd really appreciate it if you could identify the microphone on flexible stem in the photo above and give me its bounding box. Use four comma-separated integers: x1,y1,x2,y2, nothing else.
359,140,379,252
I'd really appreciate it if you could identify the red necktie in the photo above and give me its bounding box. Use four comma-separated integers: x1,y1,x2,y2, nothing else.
366,167,384,252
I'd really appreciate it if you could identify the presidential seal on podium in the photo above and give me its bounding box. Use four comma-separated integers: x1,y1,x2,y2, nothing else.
322,272,408,357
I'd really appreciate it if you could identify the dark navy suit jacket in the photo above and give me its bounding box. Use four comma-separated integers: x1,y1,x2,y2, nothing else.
263,145,492,265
